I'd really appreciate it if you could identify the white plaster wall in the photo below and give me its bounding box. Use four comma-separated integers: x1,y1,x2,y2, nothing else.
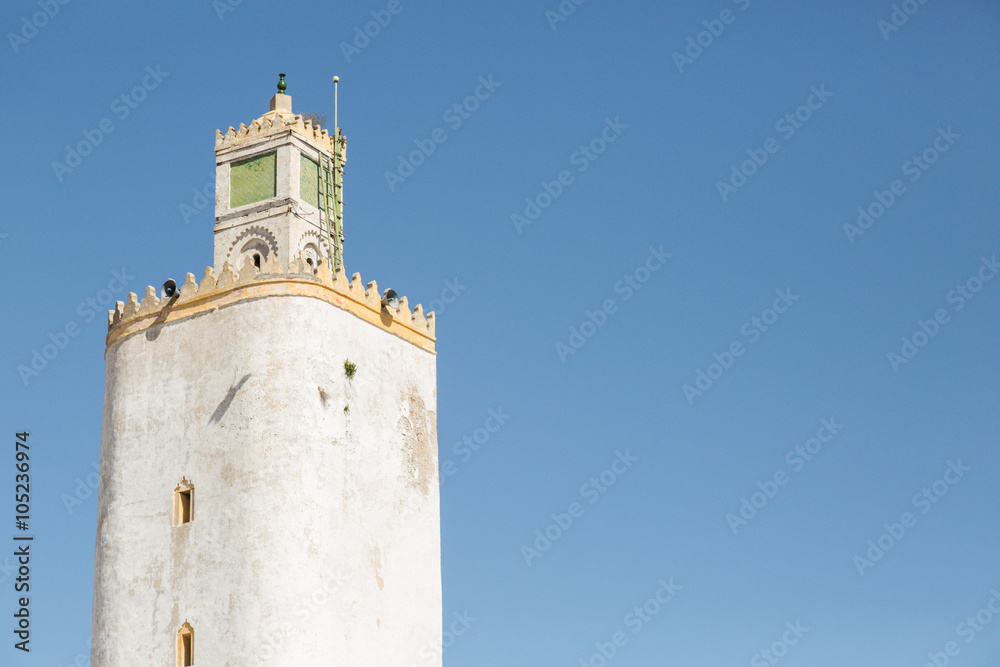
214,161,230,214
92,295,440,666
277,144,297,201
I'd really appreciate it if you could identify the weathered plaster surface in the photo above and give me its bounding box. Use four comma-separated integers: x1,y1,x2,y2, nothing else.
92,292,440,665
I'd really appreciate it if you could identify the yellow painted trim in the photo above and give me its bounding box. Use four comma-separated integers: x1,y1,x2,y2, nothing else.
106,277,436,355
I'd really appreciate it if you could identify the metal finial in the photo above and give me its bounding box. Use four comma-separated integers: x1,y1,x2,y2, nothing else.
277,73,287,95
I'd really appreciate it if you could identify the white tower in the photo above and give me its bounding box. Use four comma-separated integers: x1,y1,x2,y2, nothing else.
92,76,441,666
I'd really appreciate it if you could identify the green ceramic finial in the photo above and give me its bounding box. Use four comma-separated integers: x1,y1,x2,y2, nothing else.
277,73,287,95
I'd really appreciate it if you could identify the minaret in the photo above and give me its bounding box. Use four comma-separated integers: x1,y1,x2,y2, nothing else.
213,73,346,272
92,76,440,665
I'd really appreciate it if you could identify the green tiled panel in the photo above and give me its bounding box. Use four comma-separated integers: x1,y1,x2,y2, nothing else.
300,154,319,208
230,152,276,208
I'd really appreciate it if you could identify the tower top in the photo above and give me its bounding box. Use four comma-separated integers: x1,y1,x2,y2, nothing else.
214,77,343,159
213,74,346,272
106,258,436,353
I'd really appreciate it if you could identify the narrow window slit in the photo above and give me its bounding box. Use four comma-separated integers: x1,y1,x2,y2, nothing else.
173,479,194,526
177,622,194,666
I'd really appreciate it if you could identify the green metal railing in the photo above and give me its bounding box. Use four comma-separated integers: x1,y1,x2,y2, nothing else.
319,131,344,271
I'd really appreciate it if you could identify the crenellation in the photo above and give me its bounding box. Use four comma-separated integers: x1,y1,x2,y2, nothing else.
364,281,383,310
138,286,159,315
397,296,412,323
216,261,236,289
411,304,427,331
123,292,140,319
106,258,436,350
316,256,333,283
215,107,341,156
177,273,199,303
263,252,283,275
349,273,364,297
237,257,258,283
332,266,349,290
199,266,217,292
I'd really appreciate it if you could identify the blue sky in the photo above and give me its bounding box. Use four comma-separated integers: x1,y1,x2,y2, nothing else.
1,0,999,664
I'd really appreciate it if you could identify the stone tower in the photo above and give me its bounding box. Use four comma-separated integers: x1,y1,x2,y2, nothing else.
91,77,441,665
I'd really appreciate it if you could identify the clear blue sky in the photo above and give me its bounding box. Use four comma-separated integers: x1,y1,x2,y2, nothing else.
2,0,998,664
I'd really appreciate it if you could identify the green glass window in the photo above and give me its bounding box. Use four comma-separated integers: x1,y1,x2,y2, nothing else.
300,154,319,208
230,151,276,208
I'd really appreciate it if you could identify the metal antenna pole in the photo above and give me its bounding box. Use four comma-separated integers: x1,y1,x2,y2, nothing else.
330,76,344,271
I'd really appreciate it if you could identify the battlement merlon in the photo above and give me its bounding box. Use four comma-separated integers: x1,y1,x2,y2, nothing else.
214,92,346,164
106,256,435,354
